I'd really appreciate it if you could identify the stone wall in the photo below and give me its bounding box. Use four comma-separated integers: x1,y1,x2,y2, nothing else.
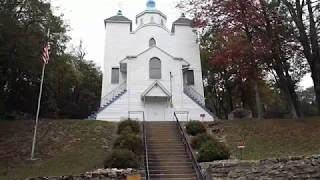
25,168,144,180
200,155,320,180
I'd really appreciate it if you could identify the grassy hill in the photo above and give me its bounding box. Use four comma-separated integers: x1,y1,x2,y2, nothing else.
0,120,116,180
210,116,320,160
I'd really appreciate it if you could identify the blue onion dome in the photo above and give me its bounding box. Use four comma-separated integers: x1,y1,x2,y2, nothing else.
146,0,156,10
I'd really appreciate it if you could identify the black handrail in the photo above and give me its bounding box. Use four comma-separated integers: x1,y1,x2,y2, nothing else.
174,112,205,180
128,111,150,180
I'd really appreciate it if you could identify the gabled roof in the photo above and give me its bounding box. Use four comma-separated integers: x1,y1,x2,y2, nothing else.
119,46,190,66
141,80,171,99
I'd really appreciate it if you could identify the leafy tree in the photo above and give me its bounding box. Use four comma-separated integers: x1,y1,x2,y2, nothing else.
281,0,320,114
178,0,308,119
0,0,102,119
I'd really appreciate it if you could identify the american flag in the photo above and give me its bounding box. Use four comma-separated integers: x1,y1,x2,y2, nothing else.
42,41,50,64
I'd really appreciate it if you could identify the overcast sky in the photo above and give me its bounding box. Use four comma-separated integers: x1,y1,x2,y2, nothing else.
51,0,314,88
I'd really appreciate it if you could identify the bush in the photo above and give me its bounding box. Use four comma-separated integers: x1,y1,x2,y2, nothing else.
197,140,230,162
119,126,134,135
113,133,143,155
117,119,140,134
185,121,206,136
104,149,139,168
191,133,214,150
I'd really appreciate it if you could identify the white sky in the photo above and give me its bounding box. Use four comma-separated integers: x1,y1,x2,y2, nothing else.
51,0,181,67
51,0,314,89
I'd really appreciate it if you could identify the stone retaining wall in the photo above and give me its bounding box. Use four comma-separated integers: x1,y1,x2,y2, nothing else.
24,168,144,180
200,155,320,180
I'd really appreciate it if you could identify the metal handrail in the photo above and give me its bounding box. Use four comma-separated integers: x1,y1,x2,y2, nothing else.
100,81,127,106
128,111,150,180
174,112,205,180
183,82,205,106
174,111,190,121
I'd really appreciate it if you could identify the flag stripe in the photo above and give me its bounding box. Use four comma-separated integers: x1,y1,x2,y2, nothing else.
42,42,50,64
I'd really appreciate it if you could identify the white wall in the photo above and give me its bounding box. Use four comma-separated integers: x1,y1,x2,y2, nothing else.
137,13,166,27
98,14,213,121
96,93,129,121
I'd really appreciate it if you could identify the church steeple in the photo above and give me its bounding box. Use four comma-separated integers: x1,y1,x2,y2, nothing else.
146,0,156,10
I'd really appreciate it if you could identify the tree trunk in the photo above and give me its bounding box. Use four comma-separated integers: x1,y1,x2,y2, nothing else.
312,63,320,114
273,67,298,119
226,87,234,111
253,63,263,119
284,68,303,118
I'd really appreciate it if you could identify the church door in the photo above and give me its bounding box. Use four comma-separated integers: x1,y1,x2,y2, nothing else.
146,97,166,121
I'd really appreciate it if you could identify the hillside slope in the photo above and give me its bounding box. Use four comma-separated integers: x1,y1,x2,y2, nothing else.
0,120,116,179
208,117,320,160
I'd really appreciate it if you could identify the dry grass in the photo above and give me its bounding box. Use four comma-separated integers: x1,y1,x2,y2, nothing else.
0,120,116,179
210,116,320,160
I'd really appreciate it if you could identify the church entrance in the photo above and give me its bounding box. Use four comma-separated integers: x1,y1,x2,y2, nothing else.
146,97,166,121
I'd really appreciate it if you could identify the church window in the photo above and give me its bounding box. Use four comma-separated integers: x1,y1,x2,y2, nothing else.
111,68,119,84
149,38,156,47
140,18,144,25
149,58,161,79
187,70,194,85
150,16,154,23
161,19,164,26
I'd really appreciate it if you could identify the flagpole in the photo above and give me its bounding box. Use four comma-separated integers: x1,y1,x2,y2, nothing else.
30,28,50,160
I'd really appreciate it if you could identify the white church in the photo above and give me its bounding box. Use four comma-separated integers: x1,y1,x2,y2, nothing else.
89,0,215,121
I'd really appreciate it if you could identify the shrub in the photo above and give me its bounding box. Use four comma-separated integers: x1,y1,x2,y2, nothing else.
197,140,230,162
117,119,140,134
185,121,206,136
119,126,134,135
113,133,143,155
191,133,214,150
104,149,139,168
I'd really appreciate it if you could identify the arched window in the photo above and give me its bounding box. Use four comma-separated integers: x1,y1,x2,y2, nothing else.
140,18,144,25
150,16,154,23
149,58,161,79
161,19,164,26
149,38,156,47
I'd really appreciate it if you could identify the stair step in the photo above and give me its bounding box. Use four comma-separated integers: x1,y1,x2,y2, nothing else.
149,173,197,179
149,169,196,174
147,158,191,163
148,161,193,167
147,148,186,152
147,141,182,144
145,154,190,158
147,138,181,141
147,147,185,151
147,142,184,146
148,165,194,171
146,178,197,180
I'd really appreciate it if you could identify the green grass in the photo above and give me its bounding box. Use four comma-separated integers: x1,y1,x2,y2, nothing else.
212,116,320,160
0,120,116,180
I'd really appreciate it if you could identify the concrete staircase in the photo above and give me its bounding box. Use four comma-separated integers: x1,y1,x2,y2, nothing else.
145,121,198,180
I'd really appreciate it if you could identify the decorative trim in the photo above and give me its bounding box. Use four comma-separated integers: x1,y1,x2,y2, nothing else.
141,80,171,99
